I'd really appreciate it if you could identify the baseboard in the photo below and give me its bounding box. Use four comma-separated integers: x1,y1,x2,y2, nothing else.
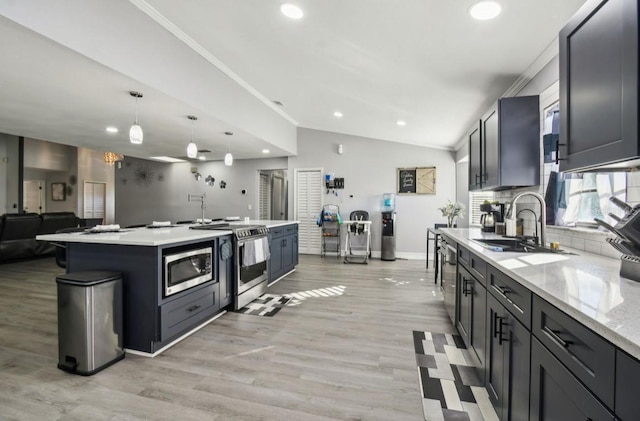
125,310,227,358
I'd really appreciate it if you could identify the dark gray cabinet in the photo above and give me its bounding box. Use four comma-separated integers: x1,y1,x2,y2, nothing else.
530,338,615,421
485,292,531,421
268,223,298,282
468,96,540,191
616,349,640,420
559,0,640,172
457,264,486,377
532,295,615,409
468,122,482,190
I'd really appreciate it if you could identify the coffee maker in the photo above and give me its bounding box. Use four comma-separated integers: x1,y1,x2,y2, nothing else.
480,203,505,232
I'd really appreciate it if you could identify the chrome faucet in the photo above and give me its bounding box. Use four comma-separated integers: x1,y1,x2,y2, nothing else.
506,191,546,248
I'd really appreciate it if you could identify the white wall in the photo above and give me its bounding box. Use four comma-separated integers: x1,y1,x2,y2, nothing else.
289,128,457,258
114,156,288,227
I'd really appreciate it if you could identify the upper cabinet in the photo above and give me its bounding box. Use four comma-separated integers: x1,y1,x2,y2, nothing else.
559,0,639,172
468,96,540,191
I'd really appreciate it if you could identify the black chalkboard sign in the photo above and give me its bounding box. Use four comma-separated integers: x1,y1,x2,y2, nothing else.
397,168,417,193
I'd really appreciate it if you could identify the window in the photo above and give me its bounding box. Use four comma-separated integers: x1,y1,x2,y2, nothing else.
83,181,105,219
469,191,495,226
541,100,627,228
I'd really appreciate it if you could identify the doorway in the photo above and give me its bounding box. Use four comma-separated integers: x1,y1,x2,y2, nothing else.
294,168,323,255
258,170,288,220
23,180,45,214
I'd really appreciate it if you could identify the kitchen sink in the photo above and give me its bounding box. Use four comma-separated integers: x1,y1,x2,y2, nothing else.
471,238,575,254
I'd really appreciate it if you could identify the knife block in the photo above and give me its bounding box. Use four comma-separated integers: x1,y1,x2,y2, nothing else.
620,255,640,283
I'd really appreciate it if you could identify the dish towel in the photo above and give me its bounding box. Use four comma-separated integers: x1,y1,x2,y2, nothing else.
92,224,121,232
242,237,271,267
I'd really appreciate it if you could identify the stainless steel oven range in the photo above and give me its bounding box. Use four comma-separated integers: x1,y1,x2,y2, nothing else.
190,224,270,310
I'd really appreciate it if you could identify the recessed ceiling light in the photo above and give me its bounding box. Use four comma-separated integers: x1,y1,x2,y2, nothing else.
198,156,206,161
149,156,187,163
469,1,502,20
262,149,270,154
333,111,343,118
396,120,406,126
106,126,118,134
281,4,303,19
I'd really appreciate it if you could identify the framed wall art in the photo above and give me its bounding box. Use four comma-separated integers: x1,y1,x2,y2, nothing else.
397,167,436,195
51,182,66,201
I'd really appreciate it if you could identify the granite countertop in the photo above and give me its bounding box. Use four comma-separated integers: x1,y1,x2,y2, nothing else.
36,220,299,247
440,228,640,360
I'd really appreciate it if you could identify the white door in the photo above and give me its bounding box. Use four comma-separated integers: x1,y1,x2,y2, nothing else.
24,180,45,213
259,173,271,220
83,181,106,220
294,168,323,255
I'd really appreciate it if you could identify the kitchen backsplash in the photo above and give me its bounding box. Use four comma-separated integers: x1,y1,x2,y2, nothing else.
493,166,640,259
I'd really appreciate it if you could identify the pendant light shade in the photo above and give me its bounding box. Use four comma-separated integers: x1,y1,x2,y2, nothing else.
129,124,143,144
224,131,233,166
129,91,144,145
186,115,198,158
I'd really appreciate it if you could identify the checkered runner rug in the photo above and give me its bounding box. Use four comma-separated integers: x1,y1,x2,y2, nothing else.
413,331,499,421
236,294,291,317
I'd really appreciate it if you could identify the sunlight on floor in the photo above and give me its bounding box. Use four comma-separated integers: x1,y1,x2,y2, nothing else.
285,285,346,306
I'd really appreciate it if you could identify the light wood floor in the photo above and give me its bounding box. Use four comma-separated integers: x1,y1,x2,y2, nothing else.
0,255,454,420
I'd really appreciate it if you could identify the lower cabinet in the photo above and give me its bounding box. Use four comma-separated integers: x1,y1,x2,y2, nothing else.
456,265,486,377
159,282,220,342
485,293,530,421
268,224,298,282
616,349,640,421
529,338,615,421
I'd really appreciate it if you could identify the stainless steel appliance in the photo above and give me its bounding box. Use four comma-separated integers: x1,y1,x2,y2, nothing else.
163,246,213,296
479,203,505,233
190,224,270,309
439,236,457,325
381,211,396,261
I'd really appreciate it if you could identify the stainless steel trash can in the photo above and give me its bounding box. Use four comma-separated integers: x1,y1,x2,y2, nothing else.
56,271,124,375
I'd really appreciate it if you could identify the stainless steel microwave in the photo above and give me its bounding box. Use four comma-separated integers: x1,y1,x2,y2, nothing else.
164,247,213,296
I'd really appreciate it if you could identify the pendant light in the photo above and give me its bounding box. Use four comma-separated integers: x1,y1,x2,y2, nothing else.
129,91,144,144
224,131,233,166
186,115,198,158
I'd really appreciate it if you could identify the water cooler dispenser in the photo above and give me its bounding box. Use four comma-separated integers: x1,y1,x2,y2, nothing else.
381,194,396,261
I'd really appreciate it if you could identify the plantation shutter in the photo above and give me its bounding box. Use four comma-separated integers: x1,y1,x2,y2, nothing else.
259,173,270,220
295,168,322,254
469,191,495,226
84,181,106,219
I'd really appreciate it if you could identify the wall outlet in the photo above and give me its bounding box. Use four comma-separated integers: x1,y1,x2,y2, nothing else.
248,204,252,210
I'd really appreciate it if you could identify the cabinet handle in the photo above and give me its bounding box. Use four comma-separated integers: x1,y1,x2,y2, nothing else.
462,278,472,297
542,326,573,348
497,317,508,346
283,239,287,247
492,284,510,298
493,311,500,339
555,139,566,165
187,305,201,312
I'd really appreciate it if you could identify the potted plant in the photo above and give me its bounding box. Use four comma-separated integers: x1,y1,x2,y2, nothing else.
438,200,465,228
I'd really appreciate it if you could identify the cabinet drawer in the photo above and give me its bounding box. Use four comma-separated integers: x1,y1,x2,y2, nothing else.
616,349,640,421
468,252,486,285
532,295,615,409
458,246,486,284
270,227,284,238
284,224,297,234
160,283,218,341
530,338,615,421
457,246,470,266
487,265,531,329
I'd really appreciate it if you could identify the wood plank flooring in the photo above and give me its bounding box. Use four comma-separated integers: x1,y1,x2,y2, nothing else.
0,255,455,420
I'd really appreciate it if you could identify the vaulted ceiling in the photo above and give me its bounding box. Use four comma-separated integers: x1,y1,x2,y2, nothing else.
0,0,586,162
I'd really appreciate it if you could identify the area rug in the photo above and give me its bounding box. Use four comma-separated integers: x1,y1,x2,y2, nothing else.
413,331,499,421
236,294,291,317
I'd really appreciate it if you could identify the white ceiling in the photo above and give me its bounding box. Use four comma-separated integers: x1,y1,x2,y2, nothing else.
0,0,586,161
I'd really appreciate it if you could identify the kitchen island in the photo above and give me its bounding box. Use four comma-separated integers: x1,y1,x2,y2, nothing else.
440,228,640,420
37,220,298,356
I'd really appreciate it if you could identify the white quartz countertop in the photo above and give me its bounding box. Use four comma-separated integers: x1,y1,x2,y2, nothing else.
440,228,640,359
36,220,298,247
